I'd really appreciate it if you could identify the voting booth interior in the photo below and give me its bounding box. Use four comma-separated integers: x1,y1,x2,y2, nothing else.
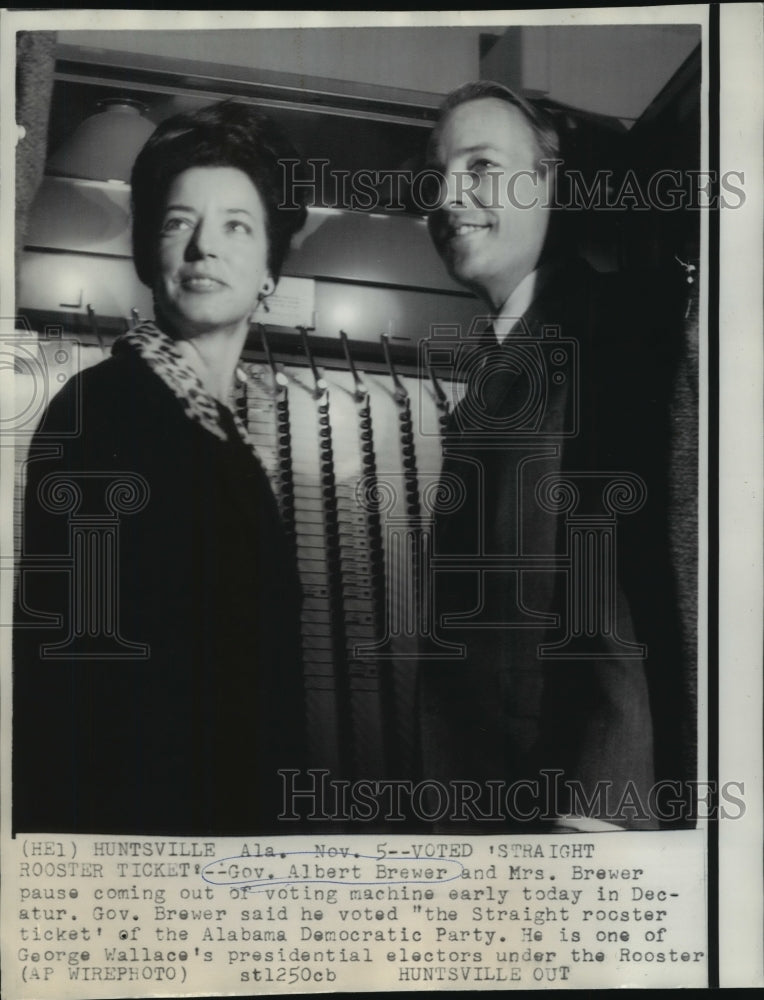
13,31,700,801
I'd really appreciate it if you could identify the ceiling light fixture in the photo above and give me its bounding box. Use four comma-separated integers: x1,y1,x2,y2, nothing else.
47,98,155,183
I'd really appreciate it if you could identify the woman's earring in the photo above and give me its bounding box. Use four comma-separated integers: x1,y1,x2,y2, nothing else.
257,277,275,313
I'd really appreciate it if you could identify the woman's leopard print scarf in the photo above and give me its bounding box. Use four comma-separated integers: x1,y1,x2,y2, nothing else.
112,322,254,452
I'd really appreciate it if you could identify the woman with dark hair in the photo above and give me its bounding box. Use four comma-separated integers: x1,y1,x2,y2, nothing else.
14,102,308,835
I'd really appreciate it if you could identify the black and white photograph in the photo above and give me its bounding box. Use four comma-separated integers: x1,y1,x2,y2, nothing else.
1,6,761,995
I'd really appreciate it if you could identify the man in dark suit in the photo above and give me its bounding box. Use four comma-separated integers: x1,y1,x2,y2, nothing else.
418,82,692,829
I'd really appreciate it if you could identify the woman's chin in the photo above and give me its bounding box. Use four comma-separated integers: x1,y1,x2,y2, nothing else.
159,308,250,341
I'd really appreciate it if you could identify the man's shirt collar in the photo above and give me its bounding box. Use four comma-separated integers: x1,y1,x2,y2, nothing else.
492,260,558,344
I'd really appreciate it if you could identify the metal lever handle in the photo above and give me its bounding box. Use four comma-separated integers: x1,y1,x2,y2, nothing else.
86,304,105,353
340,330,367,401
381,333,407,403
299,326,326,399
86,304,98,334
428,362,450,413
260,327,288,391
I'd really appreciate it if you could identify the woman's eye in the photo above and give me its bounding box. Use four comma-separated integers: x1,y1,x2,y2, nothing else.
226,220,253,234
160,216,191,234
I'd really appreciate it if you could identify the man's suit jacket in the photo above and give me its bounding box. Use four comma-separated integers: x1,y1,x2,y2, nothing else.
418,258,693,828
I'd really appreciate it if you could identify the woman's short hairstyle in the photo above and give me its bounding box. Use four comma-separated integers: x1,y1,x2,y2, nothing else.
131,101,307,288
433,80,561,172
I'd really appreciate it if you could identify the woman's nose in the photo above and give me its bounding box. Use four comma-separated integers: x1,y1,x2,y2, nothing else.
185,218,218,260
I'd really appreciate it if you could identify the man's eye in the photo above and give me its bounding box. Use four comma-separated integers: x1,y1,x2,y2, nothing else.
471,159,498,174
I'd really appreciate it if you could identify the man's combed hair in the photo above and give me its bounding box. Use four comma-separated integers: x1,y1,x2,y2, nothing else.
436,81,560,170
131,101,308,288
